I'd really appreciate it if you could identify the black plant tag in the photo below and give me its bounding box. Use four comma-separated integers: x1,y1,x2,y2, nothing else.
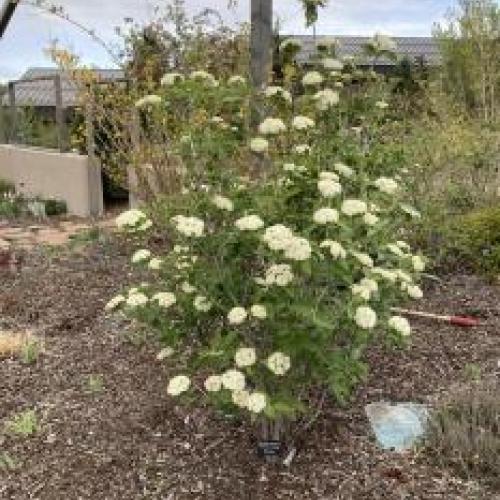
257,440,283,458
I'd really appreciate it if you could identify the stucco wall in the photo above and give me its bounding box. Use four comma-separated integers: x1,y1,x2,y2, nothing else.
0,145,103,217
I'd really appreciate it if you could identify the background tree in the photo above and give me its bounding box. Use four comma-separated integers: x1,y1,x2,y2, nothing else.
435,0,500,123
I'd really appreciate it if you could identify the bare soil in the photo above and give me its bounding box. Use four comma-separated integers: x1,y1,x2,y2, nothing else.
0,239,499,499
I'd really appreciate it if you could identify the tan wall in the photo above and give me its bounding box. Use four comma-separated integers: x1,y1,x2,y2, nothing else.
0,145,103,217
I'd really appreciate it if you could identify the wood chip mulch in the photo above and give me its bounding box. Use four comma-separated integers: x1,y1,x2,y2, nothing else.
0,241,499,499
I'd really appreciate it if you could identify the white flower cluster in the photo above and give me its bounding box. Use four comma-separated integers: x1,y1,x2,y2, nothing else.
370,33,397,52
387,243,405,257
190,70,218,86
228,75,246,85
371,267,398,283
283,163,307,173
401,204,421,219
135,94,162,109
156,347,174,361
284,237,312,261
364,213,379,226
131,249,151,264
126,291,149,308
210,116,225,125
259,117,287,135
318,178,342,198
351,278,378,301
375,101,389,110
341,199,367,216
322,58,343,70
302,71,324,86
235,215,265,231
351,251,374,268
234,347,256,367
264,86,292,103
174,251,197,271
250,304,267,319
320,240,347,259
388,315,411,336
204,375,222,392
152,292,176,309
412,255,425,272
204,368,267,414
405,284,423,299
222,369,246,391
250,137,269,153
167,375,190,396
280,38,302,51
355,306,377,329
246,392,267,413
174,245,189,255
262,224,294,251
212,195,234,212
181,281,196,294
294,144,311,155
105,294,125,311
171,215,205,237
313,207,339,225
397,269,413,283
266,352,291,376
161,72,184,86
262,264,294,287
292,115,315,130
397,240,411,252
334,162,354,178
314,88,339,111
227,307,248,325
148,257,163,270
193,295,212,312
320,171,339,181
262,224,311,261
374,177,399,195
115,209,152,232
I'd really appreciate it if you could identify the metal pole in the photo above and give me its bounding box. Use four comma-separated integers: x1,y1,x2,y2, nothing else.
54,74,67,151
8,81,16,143
128,107,141,208
85,96,104,216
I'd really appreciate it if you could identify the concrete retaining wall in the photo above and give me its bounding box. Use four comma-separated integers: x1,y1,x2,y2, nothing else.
0,145,103,217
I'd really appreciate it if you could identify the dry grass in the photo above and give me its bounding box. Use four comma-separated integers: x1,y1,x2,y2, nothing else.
425,379,500,488
0,330,33,358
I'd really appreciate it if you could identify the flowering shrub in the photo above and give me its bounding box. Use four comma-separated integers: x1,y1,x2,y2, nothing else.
106,41,426,428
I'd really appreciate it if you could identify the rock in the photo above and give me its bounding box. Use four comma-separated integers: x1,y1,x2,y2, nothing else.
365,402,429,451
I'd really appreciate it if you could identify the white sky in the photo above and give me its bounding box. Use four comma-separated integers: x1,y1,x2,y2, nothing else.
0,0,459,81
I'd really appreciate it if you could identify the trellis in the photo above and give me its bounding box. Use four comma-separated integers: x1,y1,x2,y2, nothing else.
1,75,68,151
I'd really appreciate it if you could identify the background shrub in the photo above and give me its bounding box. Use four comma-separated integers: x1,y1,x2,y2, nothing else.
425,379,500,488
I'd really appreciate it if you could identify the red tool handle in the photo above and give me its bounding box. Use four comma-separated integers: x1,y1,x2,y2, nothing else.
449,316,481,327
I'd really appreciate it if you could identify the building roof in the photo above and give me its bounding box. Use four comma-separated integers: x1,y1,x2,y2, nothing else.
3,67,126,107
4,36,439,106
294,36,441,66
0,0,18,38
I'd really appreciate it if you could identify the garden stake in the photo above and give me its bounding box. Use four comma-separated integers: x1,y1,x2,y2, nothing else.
283,447,297,467
391,307,481,327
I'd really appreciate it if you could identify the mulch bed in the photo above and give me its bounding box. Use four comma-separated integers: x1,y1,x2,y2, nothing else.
0,239,499,499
